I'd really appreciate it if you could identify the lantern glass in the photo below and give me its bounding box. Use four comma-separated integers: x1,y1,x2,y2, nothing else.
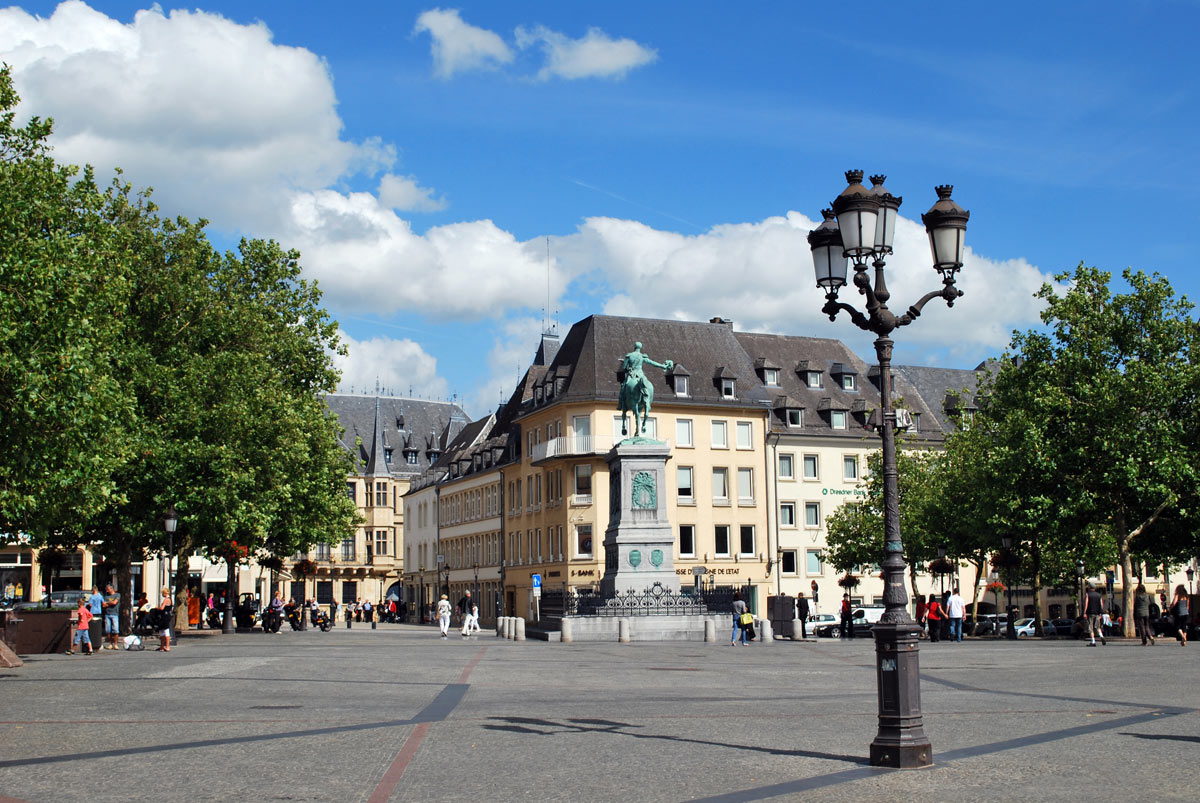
835,207,878,258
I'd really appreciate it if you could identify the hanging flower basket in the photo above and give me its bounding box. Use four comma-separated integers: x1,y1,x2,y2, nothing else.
213,540,250,565
291,558,318,579
928,557,955,575
37,547,69,576
258,555,284,573
838,573,860,590
986,580,1006,595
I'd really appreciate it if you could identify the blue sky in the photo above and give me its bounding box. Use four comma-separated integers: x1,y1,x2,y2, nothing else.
3,2,1197,416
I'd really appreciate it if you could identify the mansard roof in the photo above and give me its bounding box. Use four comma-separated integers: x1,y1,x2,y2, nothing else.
324,393,469,479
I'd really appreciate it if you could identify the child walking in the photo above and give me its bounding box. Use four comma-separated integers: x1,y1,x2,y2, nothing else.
65,597,94,655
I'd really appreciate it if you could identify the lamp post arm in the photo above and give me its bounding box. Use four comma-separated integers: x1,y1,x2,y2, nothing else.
897,283,964,328
822,294,871,329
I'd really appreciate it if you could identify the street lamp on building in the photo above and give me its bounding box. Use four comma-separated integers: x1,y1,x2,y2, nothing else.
473,562,479,607
1186,566,1194,595
808,170,968,769
163,505,178,596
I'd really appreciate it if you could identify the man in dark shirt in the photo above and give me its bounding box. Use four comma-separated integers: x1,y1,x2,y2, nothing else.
796,592,810,639
1085,583,1106,646
457,591,473,637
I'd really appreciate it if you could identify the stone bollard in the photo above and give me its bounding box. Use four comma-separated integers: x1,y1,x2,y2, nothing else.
792,617,804,641
561,617,574,644
618,618,631,643
506,617,515,640
501,617,510,639
496,617,505,638
371,621,377,630
704,618,716,643
759,618,773,644
514,618,526,642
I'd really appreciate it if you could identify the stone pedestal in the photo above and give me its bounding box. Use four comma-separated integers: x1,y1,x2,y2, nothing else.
600,440,680,596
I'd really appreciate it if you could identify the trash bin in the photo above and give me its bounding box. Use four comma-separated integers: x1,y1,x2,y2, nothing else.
767,595,795,639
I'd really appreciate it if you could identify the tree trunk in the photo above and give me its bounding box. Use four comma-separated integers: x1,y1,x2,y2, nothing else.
908,564,920,605
172,534,192,631
223,560,236,634
1115,508,1135,637
112,534,133,636
968,551,984,634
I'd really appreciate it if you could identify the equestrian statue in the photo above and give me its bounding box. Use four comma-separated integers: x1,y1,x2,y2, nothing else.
618,342,674,439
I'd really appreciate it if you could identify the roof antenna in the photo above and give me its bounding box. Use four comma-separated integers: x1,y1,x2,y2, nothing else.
544,236,554,336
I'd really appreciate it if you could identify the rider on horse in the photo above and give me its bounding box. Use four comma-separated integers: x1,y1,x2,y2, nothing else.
618,342,674,438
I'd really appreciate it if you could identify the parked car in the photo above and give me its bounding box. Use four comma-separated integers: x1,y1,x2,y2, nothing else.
13,590,89,610
970,614,1006,636
1050,617,1082,639
1012,618,1056,637
814,609,875,638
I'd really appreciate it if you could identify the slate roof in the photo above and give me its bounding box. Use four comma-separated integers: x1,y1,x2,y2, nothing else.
324,394,470,479
893,364,991,434
532,315,771,413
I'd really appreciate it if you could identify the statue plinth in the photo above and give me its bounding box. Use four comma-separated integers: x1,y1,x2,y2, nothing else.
600,440,680,596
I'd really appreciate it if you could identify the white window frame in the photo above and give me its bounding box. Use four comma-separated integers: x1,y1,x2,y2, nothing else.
806,549,823,576
574,464,593,501
737,467,755,505
711,420,728,449
712,467,729,504
805,501,821,528
802,454,819,480
714,525,731,557
780,502,796,527
738,525,755,556
675,418,693,448
678,525,695,557
831,410,848,430
674,375,689,396
778,453,794,480
764,368,779,386
781,550,799,575
677,466,694,504
807,371,823,389
842,373,858,391
575,524,593,558
721,379,735,398
843,455,859,481
735,420,753,450
786,408,802,427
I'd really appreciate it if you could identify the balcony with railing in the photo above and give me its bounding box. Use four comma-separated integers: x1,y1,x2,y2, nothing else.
531,435,614,465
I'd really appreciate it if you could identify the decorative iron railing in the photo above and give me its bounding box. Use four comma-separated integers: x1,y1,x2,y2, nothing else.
540,583,748,618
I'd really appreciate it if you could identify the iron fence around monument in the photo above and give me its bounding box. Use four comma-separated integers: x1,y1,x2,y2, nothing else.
540,583,749,619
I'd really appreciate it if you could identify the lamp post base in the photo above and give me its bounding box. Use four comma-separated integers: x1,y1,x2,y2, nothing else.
869,622,933,769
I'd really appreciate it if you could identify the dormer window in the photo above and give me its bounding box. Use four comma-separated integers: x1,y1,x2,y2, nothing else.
406,452,418,465
764,368,779,386
831,410,848,430
674,375,689,396
787,409,802,427
384,448,394,464
714,367,737,399
807,371,823,389
842,374,857,391
722,379,735,398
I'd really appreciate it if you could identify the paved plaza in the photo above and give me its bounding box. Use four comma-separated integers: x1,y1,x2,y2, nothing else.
0,625,1196,802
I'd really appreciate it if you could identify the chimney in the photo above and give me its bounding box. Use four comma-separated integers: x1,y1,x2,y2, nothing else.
709,316,733,329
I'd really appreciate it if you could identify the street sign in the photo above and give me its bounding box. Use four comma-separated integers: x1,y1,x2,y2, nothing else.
691,566,706,576
531,573,542,597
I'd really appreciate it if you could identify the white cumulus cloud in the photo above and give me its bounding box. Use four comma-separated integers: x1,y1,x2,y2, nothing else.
413,8,513,79
333,332,450,400
0,1,394,232
378,173,448,212
515,24,657,81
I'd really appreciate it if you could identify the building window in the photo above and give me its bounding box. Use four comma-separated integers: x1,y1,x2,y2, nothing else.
574,464,592,498
778,453,794,480
679,525,695,557
341,581,357,604
711,420,728,449
805,502,821,527
803,454,819,480
675,418,693,447
843,455,859,481
831,410,848,430
786,409,802,427
715,525,731,556
736,421,753,449
712,468,728,502
315,543,331,561
677,466,694,503
781,550,798,575
806,549,823,575
406,451,418,465
842,374,858,391
674,375,689,396
375,530,388,556
764,368,779,386
721,379,736,398
739,525,755,555
576,524,593,557
807,371,823,389
346,482,356,502
737,467,754,504
780,502,796,527
374,482,387,506
911,412,921,431
615,414,655,439
341,538,355,561
316,580,333,604
572,414,590,438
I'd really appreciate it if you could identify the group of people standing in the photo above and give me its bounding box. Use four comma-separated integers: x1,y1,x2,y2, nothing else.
914,588,967,642
434,590,481,639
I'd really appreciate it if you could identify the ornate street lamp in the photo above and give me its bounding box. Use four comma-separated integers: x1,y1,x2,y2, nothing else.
1187,566,1194,596
1075,559,1086,618
808,170,969,769
164,505,179,634
1002,535,1017,640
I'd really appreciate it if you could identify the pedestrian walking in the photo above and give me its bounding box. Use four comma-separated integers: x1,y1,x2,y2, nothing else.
155,587,173,652
730,592,749,645
1084,583,1106,646
946,587,965,642
1134,583,1155,646
796,592,810,639
926,594,944,642
65,596,94,655
466,603,481,637
457,590,474,637
915,594,928,639
436,594,453,639
1168,584,1189,646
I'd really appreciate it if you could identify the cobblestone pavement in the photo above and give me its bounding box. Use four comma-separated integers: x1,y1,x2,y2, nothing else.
0,626,1195,802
